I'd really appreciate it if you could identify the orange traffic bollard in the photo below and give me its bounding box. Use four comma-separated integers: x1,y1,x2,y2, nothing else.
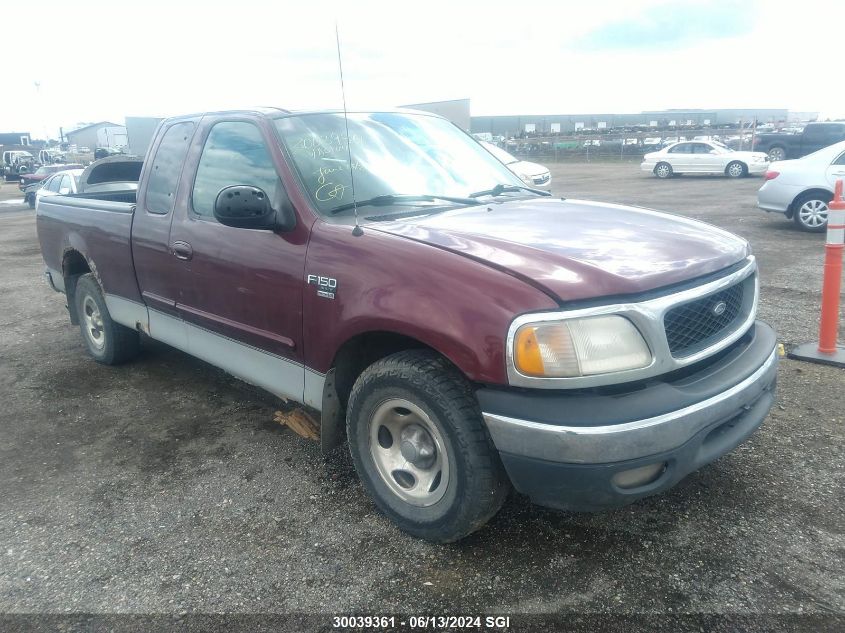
789,179,845,367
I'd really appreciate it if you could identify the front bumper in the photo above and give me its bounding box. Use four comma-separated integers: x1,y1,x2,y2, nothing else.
747,162,769,175
479,321,778,511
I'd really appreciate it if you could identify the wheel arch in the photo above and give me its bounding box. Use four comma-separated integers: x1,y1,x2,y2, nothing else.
61,249,93,324
788,187,833,218
319,330,465,452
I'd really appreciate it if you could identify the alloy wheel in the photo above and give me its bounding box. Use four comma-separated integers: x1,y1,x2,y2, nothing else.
798,199,828,229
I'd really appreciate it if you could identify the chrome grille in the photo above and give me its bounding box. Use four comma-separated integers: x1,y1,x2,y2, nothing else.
664,280,746,357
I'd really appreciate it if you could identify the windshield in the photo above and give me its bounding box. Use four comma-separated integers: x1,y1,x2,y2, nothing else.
274,112,523,217
710,141,732,153
481,141,519,165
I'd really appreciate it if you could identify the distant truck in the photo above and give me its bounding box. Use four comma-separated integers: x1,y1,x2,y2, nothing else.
36,108,777,542
2,149,36,180
753,122,845,162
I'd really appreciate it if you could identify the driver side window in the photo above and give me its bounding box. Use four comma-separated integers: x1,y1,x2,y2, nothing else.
192,121,282,218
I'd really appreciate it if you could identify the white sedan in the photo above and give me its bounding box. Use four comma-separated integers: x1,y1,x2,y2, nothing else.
34,169,84,208
480,141,551,188
642,140,769,179
757,139,845,232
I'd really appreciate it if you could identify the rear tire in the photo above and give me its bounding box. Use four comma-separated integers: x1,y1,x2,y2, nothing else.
654,162,673,179
346,350,509,542
726,161,747,178
74,273,140,364
792,192,831,232
768,146,787,162
26,193,35,209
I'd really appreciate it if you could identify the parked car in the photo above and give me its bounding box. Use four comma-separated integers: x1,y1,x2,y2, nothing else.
30,157,144,209
642,141,768,178
19,163,84,205
752,121,845,162
641,137,663,151
37,149,65,164
32,169,84,208
757,139,845,232
37,108,777,542
479,141,551,187
94,147,124,160
2,150,36,181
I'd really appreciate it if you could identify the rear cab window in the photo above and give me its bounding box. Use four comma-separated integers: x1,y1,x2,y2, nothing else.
145,121,196,215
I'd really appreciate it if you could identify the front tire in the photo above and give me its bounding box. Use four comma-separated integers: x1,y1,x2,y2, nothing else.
74,274,141,364
26,193,35,208
726,161,747,178
654,162,673,179
792,192,831,232
347,350,509,542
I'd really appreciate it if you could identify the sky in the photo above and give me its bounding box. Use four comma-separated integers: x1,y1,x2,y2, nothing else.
3,0,844,140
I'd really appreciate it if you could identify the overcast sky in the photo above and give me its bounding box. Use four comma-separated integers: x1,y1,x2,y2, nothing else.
3,0,843,139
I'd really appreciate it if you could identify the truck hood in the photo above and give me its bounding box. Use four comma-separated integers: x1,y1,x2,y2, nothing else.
372,197,749,302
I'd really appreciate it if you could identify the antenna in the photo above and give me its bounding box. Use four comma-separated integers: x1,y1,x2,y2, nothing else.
335,22,363,236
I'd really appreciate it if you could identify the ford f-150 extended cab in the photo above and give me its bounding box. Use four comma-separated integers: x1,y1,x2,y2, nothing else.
753,121,845,163
37,108,778,542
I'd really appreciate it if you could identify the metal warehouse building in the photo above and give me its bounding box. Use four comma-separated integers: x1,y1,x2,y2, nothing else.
471,108,798,136
65,122,128,150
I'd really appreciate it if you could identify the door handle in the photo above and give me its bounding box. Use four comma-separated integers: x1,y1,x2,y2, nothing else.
171,241,193,261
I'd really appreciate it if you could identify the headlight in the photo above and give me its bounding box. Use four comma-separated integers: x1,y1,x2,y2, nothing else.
513,315,652,378
518,172,534,186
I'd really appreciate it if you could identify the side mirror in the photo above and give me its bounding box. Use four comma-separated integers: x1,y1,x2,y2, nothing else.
214,185,276,230
213,185,297,232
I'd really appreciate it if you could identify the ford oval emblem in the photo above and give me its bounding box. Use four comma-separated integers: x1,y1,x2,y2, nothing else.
712,300,727,316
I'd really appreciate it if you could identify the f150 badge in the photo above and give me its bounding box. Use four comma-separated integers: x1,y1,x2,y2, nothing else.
307,274,337,299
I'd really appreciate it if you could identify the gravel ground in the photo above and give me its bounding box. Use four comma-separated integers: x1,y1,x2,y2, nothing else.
0,165,842,631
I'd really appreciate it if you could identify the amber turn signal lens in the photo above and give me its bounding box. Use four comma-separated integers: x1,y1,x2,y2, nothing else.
514,326,546,376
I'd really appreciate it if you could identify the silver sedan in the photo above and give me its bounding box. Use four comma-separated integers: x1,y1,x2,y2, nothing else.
757,140,845,232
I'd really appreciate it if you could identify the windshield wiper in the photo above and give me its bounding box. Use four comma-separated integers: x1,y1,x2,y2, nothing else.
329,194,479,215
469,183,552,198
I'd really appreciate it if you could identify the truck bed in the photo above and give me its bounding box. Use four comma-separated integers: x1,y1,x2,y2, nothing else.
36,190,143,304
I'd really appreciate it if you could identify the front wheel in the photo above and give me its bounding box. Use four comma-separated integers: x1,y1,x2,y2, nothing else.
74,273,141,364
726,161,747,178
26,193,35,208
654,162,673,179
347,350,509,542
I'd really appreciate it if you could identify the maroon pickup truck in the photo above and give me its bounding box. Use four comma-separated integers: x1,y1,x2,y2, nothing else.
37,108,778,542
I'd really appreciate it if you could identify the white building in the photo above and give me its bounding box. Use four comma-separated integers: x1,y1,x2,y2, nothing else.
65,122,128,150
